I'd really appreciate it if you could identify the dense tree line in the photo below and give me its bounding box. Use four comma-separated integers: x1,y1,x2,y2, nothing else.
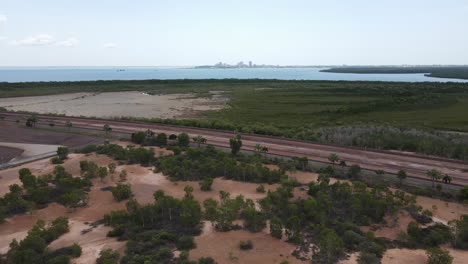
155,146,287,184
257,176,436,263
75,143,156,166
0,217,82,264
0,166,90,221
104,190,217,264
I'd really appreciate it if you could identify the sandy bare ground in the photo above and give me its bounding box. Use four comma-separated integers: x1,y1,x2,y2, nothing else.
189,221,307,264
1,145,468,263
49,221,126,264
0,91,227,119
125,164,280,205
416,196,468,224
382,247,468,264
361,210,416,240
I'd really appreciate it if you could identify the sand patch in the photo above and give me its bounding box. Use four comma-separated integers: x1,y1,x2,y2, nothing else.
382,247,468,264
361,210,415,240
0,91,228,119
124,164,278,205
49,220,126,264
189,221,307,264
339,252,359,264
416,196,468,223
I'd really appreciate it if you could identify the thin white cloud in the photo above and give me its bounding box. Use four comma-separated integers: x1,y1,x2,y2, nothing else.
103,42,117,48
13,34,54,46
56,38,79,47
0,36,7,41
11,34,79,47
0,14,7,24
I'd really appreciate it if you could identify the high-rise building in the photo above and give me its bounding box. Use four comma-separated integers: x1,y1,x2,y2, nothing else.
249,61,252,67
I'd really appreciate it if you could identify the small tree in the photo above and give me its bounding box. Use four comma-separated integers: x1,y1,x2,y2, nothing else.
57,147,69,160
131,131,146,144
442,174,452,184
347,165,361,179
98,167,108,183
318,228,344,264
103,124,112,135
178,133,190,147
397,170,407,186
26,114,38,127
108,163,116,174
119,170,127,182
270,216,283,239
296,156,308,170
156,133,168,146
256,185,265,193
376,170,385,176
229,134,242,155
111,184,133,201
285,215,301,243
96,249,120,264
200,177,214,191
328,153,339,165
193,135,207,148
239,240,253,250
426,248,453,264
65,121,72,131
427,169,442,188
339,160,347,167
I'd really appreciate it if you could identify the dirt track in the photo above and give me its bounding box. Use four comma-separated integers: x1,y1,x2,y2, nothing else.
2,112,468,186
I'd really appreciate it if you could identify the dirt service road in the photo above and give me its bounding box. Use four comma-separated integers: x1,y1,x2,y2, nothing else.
2,112,468,186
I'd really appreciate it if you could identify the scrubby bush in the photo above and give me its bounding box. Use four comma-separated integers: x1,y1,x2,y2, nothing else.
177,236,196,250
239,240,253,250
199,177,214,191
75,144,97,154
178,133,190,147
111,184,133,201
426,248,453,264
256,185,265,193
198,257,217,264
50,156,63,164
57,147,69,160
96,248,120,264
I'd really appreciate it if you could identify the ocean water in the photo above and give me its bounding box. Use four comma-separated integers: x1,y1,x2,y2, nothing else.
0,67,467,83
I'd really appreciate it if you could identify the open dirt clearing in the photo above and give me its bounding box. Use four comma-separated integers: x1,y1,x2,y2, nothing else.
382,247,468,264
1,144,468,263
0,91,227,119
189,221,307,264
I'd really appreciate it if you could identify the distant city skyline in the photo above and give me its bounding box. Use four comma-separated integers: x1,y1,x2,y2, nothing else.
1,0,468,66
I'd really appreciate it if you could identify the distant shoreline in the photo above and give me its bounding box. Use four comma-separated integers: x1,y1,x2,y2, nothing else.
321,66,468,80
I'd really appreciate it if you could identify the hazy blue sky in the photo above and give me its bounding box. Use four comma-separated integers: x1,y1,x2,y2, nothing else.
1,0,467,66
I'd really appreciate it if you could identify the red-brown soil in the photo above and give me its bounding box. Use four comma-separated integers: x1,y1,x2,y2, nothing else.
1,144,468,263
189,221,307,264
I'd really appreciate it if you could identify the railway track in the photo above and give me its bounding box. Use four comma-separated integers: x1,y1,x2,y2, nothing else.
2,112,468,186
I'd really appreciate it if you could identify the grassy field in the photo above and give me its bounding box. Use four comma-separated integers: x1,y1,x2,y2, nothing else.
321,66,468,80
2,79,468,160
2,79,468,131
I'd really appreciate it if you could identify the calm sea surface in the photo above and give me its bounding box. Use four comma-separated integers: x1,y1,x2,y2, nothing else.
0,67,467,83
